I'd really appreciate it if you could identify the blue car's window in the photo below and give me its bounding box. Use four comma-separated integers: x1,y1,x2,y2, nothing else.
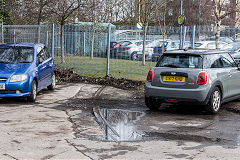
156,54,202,68
0,47,34,63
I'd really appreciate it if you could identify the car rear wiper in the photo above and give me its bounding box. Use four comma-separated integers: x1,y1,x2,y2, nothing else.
162,64,179,68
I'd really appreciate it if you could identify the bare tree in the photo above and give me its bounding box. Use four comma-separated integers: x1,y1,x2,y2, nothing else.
213,0,239,49
50,0,81,63
139,0,155,66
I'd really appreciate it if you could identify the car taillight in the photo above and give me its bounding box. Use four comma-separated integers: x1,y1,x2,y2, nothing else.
125,47,132,50
147,70,154,82
114,44,120,48
197,72,207,85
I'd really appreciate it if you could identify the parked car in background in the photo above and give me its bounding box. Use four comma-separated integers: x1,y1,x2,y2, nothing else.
106,41,120,58
116,40,152,60
145,49,240,114
225,42,240,63
135,40,164,61
194,41,232,50
0,43,55,102
152,40,190,62
202,36,234,44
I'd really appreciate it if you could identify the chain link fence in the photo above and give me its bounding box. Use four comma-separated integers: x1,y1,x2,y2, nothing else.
0,23,239,81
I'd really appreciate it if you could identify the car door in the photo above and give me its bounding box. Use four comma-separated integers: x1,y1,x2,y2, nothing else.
36,46,50,90
220,53,240,96
205,54,231,98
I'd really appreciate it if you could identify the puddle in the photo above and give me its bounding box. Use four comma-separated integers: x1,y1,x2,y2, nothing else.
97,108,146,141
88,107,240,146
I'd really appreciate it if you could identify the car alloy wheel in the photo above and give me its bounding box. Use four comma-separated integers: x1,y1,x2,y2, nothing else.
212,90,221,111
47,74,56,90
27,81,37,102
206,87,221,114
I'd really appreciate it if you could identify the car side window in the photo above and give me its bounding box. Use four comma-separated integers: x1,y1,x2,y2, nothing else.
220,53,236,67
37,50,45,65
43,47,50,60
204,54,223,68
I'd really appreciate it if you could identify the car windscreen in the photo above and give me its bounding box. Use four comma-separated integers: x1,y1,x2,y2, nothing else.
0,46,34,63
156,54,202,68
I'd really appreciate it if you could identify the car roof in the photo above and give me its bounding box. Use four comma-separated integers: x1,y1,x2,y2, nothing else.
0,43,44,48
165,49,228,55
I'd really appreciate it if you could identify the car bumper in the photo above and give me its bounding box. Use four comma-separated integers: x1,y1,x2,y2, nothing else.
0,80,30,98
145,82,210,105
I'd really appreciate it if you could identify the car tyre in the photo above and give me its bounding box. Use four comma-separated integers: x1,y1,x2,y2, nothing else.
47,73,56,90
27,81,37,102
131,52,137,61
206,87,221,114
145,97,161,111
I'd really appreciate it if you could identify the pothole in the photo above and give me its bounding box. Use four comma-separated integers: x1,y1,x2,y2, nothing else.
90,107,237,146
93,107,146,141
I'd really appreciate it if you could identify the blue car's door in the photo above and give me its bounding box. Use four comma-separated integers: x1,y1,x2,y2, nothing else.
36,46,52,90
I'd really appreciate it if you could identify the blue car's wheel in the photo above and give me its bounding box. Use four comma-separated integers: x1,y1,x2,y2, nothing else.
27,81,37,102
47,74,56,90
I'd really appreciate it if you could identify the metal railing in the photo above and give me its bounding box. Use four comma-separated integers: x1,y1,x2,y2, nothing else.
0,23,238,81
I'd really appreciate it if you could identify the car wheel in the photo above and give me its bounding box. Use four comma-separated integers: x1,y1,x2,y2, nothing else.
47,73,56,90
145,96,161,111
27,80,37,102
131,52,137,60
206,87,221,114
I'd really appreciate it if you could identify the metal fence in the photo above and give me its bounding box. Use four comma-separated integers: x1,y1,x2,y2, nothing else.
0,23,239,81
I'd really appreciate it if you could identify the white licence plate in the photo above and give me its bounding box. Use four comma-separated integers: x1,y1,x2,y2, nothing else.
0,83,5,90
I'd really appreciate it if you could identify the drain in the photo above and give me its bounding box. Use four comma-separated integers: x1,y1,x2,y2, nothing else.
93,107,146,141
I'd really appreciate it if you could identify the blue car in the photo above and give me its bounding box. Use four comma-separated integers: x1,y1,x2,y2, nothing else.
0,43,55,102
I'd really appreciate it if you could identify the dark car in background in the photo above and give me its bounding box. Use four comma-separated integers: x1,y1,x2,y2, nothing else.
106,41,120,58
0,43,55,102
145,49,240,114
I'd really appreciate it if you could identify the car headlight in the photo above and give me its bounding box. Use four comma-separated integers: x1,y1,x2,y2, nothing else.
10,74,28,82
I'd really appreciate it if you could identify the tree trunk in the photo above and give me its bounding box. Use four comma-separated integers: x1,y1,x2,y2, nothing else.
60,24,65,63
142,25,148,66
215,19,221,49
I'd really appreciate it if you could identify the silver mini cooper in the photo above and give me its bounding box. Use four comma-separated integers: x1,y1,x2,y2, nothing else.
145,49,240,114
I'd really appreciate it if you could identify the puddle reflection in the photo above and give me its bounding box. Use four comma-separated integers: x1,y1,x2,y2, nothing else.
99,108,145,141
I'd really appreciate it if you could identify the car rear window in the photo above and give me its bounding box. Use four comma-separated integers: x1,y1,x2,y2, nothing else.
0,46,34,63
156,54,202,68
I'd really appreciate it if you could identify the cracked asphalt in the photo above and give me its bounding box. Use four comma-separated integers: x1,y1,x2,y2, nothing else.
1,83,240,160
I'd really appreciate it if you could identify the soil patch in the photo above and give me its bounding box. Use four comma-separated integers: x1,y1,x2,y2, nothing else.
55,67,145,90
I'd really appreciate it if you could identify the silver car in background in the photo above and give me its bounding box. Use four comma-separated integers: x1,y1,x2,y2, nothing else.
117,40,152,60
145,49,240,114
